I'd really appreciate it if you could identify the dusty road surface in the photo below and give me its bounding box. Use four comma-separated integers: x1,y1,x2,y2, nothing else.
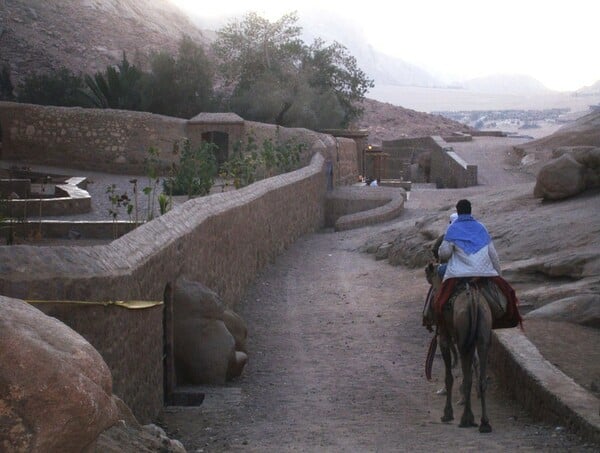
159,212,594,452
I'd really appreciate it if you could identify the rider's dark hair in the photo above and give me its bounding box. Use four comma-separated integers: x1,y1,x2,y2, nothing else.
456,199,471,215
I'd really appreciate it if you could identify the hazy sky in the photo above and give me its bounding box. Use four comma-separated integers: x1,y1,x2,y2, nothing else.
170,0,599,92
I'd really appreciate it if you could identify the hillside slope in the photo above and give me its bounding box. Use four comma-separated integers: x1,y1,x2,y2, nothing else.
0,0,471,141
0,0,207,81
356,98,473,143
512,111,600,175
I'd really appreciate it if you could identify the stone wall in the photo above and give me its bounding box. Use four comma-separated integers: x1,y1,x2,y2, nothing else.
0,153,327,421
0,102,361,422
380,136,441,180
0,102,359,185
31,301,163,424
325,186,405,231
0,102,187,174
381,135,477,188
429,136,477,188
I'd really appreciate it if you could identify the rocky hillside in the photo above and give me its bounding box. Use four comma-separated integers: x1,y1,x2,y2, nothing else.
0,0,208,80
512,111,600,175
0,0,471,141
355,98,473,143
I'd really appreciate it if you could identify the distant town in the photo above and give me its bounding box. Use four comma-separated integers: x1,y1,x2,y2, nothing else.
434,108,571,131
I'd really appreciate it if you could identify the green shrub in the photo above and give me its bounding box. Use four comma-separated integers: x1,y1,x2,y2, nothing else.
163,140,218,197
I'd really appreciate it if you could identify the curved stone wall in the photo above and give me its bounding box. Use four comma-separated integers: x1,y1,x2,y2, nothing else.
0,154,327,420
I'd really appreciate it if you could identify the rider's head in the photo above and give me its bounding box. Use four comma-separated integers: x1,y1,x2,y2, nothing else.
456,199,472,215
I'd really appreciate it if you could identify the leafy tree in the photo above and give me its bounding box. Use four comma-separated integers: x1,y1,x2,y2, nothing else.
213,12,373,128
16,67,88,107
83,53,142,110
142,36,214,118
303,39,374,127
0,65,14,101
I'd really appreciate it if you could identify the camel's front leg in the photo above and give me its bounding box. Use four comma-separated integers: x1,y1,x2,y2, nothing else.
459,348,477,428
478,341,492,433
439,335,454,422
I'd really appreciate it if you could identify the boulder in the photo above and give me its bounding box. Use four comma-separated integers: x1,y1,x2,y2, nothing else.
524,294,600,328
534,147,600,200
174,277,224,320
533,153,585,200
223,308,248,353
175,318,236,385
0,295,118,452
173,278,248,385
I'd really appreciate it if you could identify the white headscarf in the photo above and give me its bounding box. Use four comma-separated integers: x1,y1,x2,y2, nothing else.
449,213,458,224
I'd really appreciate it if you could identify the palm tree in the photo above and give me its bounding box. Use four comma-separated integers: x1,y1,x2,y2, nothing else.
82,53,142,110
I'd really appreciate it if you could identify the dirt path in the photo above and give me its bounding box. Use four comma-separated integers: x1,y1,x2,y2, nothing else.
159,216,593,451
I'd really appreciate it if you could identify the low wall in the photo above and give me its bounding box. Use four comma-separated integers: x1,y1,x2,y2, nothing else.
0,103,359,187
32,301,164,424
380,135,477,188
325,186,405,231
0,102,187,174
490,329,600,444
428,136,477,188
0,153,328,421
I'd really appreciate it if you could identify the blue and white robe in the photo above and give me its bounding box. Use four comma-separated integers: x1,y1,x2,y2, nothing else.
438,214,501,281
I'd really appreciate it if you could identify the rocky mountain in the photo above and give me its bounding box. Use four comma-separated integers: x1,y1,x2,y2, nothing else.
461,73,551,95
0,0,209,82
0,0,471,142
573,80,600,97
296,11,442,88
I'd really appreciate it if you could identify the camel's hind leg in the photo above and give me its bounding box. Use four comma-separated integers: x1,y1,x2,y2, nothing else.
458,347,478,428
439,335,454,422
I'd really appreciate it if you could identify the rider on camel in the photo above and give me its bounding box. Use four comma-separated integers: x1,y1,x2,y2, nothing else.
434,199,522,328
438,199,501,282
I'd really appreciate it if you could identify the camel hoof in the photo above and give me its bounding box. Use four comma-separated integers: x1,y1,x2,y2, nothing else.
479,422,492,433
459,419,477,428
441,414,453,423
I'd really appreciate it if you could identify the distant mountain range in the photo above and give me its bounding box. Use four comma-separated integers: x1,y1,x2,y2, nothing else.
573,80,600,97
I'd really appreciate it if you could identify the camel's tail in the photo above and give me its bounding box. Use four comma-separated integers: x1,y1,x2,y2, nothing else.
460,283,479,354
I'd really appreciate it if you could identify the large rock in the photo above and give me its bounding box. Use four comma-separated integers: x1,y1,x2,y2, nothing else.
223,308,248,353
524,294,600,328
534,147,600,200
0,295,118,452
175,317,236,385
533,153,586,200
173,278,247,385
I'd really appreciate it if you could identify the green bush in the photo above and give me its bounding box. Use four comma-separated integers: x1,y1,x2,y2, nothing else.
163,140,218,197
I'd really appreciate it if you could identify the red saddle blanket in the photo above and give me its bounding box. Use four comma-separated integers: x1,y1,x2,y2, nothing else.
434,276,523,329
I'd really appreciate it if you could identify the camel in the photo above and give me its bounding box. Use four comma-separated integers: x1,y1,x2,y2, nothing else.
425,263,493,433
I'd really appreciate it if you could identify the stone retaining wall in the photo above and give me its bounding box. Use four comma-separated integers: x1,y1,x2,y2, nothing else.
428,136,477,188
0,103,359,186
491,329,600,444
325,186,405,231
0,102,187,174
0,102,361,422
0,153,328,421
379,135,477,186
